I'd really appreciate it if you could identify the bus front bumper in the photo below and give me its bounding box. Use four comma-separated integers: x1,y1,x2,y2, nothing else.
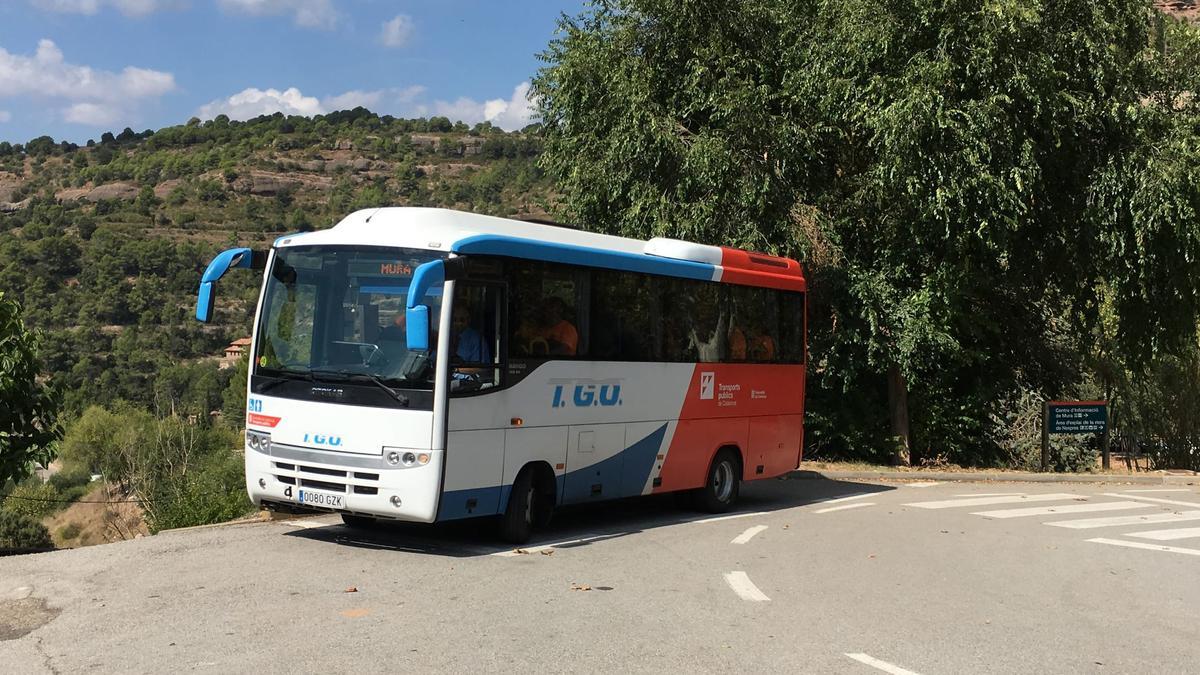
244,442,442,523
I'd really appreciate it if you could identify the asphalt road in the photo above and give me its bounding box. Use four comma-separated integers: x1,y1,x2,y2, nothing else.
3,478,1199,674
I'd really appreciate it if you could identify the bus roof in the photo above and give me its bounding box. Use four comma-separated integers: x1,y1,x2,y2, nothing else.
275,207,805,292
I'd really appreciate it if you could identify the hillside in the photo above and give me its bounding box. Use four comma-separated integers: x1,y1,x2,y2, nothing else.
0,108,555,416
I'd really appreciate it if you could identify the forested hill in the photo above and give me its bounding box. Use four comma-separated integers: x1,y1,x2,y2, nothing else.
0,109,554,416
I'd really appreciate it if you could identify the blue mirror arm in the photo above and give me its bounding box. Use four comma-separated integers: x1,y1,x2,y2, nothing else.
406,259,446,310
195,247,262,323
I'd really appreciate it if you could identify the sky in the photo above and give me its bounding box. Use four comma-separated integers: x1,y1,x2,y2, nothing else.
0,0,587,144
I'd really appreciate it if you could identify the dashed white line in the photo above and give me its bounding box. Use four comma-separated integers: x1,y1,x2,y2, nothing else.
971,501,1152,519
1103,493,1200,508
1126,527,1200,541
692,511,769,524
905,493,1077,509
723,571,770,601
1087,538,1200,557
815,502,876,514
1046,510,1200,529
731,525,768,545
844,652,924,675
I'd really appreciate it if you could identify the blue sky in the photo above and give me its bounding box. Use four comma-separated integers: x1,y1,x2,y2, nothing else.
0,0,587,144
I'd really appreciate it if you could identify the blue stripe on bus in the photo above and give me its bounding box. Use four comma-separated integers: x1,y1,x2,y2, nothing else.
437,423,669,521
452,234,715,282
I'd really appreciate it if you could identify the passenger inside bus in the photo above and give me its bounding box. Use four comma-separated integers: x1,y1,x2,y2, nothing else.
451,304,491,364
517,295,578,356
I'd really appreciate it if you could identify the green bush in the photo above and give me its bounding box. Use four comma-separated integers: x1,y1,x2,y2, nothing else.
148,447,252,532
48,466,93,492
57,522,81,541
0,511,53,551
1,482,59,519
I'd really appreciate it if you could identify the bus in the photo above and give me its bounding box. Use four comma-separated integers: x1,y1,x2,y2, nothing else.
196,207,806,542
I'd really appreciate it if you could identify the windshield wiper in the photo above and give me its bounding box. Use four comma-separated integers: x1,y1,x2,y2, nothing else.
254,370,311,394
308,369,410,407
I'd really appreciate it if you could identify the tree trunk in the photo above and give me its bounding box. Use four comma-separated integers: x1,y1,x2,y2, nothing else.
888,364,911,466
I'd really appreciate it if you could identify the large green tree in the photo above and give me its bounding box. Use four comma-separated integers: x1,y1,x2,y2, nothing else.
533,0,1200,465
0,292,60,485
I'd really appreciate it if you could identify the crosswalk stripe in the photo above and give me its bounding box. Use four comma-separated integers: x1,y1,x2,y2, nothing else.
1125,527,1200,541
1046,510,1200,530
815,502,875,514
1087,538,1200,557
1102,493,1200,508
904,493,1077,510
971,501,1152,519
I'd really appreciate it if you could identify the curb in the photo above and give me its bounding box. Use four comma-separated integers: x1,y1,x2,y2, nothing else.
789,469,1198,486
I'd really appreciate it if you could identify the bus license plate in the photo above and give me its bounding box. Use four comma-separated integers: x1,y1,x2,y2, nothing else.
297,489,344,509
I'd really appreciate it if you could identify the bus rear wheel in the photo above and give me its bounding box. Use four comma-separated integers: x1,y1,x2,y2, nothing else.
694,450,741,513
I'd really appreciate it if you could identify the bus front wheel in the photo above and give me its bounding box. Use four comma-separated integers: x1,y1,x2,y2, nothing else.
694,450,741,513
500,470,537,544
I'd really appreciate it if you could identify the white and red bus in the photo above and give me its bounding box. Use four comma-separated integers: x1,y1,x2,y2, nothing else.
197,207,806,542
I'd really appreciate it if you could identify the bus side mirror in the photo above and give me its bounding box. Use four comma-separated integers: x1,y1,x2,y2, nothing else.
196,247,265,323
406,306,430,352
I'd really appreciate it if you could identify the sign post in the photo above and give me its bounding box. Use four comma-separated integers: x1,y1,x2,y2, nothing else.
1041,401,1108,472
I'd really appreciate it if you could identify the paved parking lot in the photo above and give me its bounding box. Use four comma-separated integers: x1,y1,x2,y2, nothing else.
2,478,1198,673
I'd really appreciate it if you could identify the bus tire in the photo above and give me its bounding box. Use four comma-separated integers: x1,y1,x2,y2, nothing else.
499,470,537,544
694,449,741,513
341,513,377,529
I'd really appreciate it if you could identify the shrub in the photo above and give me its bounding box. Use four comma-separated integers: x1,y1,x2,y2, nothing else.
1,482,59,519
48,466,92,492
57,522,81,541
0,511,53,551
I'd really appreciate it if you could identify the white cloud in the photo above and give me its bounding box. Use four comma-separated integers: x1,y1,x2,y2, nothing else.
198,82,538,131
197,87,324,120
29,0,179,16
0,39,175,128
0,110,11,123
380,15,414,48
64,102,122,126
217,0,338,29
197,86,432,121
322,89,384,112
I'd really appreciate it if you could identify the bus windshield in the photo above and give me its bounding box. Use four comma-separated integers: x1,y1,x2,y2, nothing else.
255,245,446,390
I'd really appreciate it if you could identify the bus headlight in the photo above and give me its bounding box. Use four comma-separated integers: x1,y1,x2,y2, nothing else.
383,448,430,467
247,430,271,453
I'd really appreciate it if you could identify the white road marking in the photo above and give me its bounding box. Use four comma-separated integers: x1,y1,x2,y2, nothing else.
692,511,769,524
723,571,770,601
903,482,943,488
815,502,876,514
1126,527,1200,541
731,525,769,545
844,652,924,675
956,492,1024,497
905,493,1077,509
492,533,608,557
1103,493,1200,508
817,493,877,505
286,519,330,530
1046,510,1200,530
1087,538,1200,557
971,501,1152,519
1121,489,1193,493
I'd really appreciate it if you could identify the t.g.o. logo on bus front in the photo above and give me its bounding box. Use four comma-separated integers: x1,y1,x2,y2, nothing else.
550,378,623,409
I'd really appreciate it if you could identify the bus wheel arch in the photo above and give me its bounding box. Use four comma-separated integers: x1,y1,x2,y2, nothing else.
694,445,742,513
498,461,556,543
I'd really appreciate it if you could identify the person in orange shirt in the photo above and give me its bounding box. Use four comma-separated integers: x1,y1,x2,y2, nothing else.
518,296,578,356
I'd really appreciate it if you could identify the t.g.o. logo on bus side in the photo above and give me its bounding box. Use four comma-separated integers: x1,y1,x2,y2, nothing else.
550,379,623,409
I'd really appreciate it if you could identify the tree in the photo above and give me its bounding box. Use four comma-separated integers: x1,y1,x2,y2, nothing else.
0,293,61,486
533,0,1200,466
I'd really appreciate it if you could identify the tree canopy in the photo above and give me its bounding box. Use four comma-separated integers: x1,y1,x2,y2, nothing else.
534,0,1200,465
0,292,60,485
